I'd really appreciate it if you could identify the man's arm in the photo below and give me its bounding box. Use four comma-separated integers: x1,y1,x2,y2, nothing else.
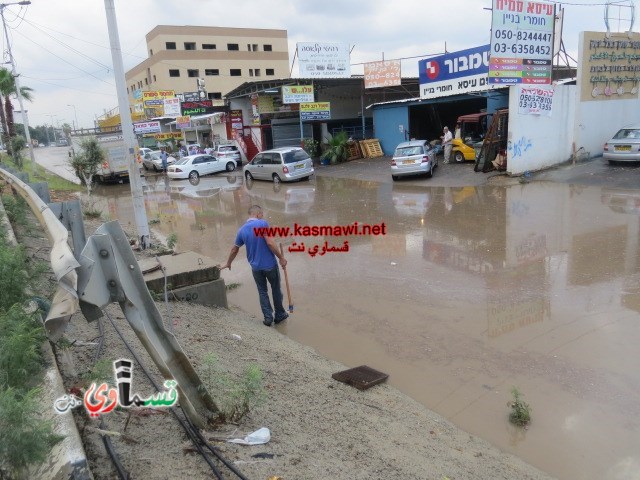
265,236,287,268
218,245,240,270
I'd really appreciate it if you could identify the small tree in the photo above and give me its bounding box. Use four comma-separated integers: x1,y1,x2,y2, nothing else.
70,137,105,195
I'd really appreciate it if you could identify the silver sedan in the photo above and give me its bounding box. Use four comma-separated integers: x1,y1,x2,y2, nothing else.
604,125,640,163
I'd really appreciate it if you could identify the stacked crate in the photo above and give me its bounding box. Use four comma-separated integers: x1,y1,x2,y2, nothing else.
359,139,384,158
346,141,363,161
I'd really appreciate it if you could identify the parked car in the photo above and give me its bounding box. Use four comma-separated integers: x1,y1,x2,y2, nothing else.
139,147,153,157
243,147,314,183
604,124,640,162
167,154,236,180
142,151,176,172
211,144,241,166
391,140,438,180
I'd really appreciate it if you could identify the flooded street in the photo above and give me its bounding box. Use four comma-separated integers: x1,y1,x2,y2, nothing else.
90,173,640,480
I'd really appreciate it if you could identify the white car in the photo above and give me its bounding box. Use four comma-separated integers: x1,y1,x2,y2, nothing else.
167,154,237,180
142,151,176,172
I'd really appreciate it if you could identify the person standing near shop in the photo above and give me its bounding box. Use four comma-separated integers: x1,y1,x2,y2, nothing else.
160,147,168,173
441,126,453,163
218,205,289,326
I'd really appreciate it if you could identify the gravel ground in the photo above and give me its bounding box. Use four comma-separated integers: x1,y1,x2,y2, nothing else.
18,191,556,480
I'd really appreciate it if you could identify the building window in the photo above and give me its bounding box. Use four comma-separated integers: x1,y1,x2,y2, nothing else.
205,69,219,76
184,42,196,50
227,43,239,51
169,69,180,77
249,69,253,77
144,78,148,85
230,69,241,76
202,44,216,49
263,44,272,51
166,42,176,50
187,69,199,77
153,75,156,82
254,69,261,77
266,68,275,76
208,92,222,100
149,49,153,56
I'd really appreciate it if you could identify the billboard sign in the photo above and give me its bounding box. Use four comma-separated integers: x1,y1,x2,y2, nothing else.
364,60,402,88
297,42,350,78
182,91,203,102
176,116,191,129
180,100,215,116
300,102,331,121
142,90,175,106
419,45,491,99
133,121,161,134
163,98,181,116
489,0,555,85
282,85,314,104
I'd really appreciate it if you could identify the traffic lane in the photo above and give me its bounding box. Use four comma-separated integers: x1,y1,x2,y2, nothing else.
532,156,640,188
33,145,81,185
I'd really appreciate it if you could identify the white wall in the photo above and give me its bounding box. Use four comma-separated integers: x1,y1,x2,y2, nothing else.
507,85,575,175
573,98,640,158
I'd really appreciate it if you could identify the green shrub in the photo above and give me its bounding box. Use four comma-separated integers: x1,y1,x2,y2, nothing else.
0,243,29,314
0,306,45,390
166,233,178,250
509,386,531,426
199,353,266,423
1,194,28,228
0,387,63,477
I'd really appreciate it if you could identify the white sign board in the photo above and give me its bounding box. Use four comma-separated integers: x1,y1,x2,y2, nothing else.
297,42,350,78
163,98,181,116
282,85,314,104
133,121,161,134
517,85,554,116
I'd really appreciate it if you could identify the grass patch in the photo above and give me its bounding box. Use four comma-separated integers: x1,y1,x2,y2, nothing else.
82,358,113,386
508,386,531,427
199,353,266,424
166,233,178,250
21,156,83,192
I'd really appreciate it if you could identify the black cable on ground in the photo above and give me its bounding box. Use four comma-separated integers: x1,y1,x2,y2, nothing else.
98,418,129,480
92,315,129,480
103,309,248,480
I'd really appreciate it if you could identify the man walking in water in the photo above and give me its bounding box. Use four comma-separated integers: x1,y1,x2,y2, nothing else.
219,205,289,326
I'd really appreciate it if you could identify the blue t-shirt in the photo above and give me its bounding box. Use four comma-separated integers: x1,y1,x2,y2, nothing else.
235,218,277,271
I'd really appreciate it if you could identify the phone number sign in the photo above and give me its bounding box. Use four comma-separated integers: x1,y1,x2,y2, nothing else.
517,86,554,116
364,60,401,89
490,0,555,84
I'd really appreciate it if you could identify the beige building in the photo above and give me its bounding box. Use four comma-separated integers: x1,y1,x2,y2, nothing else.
125,25,290,110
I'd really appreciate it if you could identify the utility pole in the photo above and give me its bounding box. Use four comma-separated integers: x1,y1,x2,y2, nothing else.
0,1,35,166
68,104,79,130
104,0,149,249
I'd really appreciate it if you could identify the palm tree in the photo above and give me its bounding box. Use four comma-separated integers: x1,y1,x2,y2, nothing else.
0,67,33,155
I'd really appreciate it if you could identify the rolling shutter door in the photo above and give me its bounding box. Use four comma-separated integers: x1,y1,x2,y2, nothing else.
271,123,312,149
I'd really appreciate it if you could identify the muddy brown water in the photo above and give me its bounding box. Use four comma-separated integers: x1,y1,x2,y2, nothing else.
91,174,640,480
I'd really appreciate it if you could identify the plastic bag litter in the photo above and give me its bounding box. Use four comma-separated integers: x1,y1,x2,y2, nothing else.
228,427,271,445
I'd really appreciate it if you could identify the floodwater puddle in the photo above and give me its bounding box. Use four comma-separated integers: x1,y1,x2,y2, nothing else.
90,174,640,480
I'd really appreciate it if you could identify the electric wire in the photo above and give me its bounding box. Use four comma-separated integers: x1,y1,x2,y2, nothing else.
102,308,248,480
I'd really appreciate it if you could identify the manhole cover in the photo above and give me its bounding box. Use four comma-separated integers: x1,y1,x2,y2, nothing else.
331,365,389,391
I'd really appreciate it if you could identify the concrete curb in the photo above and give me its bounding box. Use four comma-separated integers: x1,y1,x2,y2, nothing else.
0,197,92,479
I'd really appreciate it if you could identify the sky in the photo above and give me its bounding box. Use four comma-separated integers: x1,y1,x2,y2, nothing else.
3,0,635,131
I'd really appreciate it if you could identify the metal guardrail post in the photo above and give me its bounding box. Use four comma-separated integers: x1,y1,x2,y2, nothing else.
76,221,218,428
0,166,80,341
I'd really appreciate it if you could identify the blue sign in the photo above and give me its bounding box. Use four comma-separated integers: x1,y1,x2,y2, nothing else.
418,45,491,99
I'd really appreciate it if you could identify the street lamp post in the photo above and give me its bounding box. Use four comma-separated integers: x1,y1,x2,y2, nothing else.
0,1,34,166
67,104,78,131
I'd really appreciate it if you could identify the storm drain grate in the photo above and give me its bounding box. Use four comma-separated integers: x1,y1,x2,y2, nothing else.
331,365,389,391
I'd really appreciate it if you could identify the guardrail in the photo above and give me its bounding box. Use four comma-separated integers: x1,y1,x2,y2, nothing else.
0,165,80,341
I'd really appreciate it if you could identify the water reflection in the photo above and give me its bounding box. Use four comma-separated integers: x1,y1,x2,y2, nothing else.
89,176,640,480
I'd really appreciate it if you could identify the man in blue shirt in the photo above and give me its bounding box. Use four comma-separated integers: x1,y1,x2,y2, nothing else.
219,205,288,326
160,147,168,173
